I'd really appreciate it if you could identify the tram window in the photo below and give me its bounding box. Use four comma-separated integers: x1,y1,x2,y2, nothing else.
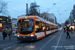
42,27,45,31
17,19,34,34
19,20,21,22
46,27,49,30
36,21,39,25
35,21,43,32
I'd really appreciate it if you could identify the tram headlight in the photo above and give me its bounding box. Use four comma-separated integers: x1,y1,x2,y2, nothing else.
17,35,19,37
31,34,34,37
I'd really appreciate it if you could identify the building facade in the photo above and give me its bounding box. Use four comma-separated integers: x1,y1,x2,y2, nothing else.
0,16,12,32
48,13,57,24
69,5,75,26
40,12,57,24
11,18,17,29
29,2,40,15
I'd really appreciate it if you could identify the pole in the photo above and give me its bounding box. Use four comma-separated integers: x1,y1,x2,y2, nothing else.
26,3,28,15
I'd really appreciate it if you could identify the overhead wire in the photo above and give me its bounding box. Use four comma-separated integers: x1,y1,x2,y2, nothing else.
52,0,72,15
6,0,27,13
53,0,72,23
55,0,64,5
48,0,68,11
27,0,32,3
40,0,65,13
6,0,72,17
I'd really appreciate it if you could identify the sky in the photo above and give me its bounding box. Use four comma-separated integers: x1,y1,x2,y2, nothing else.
2,0,75,24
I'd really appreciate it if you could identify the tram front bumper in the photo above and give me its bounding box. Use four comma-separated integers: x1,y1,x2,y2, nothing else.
17,36,37,41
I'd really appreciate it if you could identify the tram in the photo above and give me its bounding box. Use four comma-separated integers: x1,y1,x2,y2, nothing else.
17,16,58,41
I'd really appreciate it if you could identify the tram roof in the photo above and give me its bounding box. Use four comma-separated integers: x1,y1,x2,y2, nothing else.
18,15,58,26
36,16,58,26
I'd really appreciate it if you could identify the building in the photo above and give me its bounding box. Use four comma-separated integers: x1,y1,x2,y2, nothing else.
29,2,40,15
11,18,17,29
67,5,75,30
69,4,75,26
40,12,57,24
0,15,12,32
48,13,57,24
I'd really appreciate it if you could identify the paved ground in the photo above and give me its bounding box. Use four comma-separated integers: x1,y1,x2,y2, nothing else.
0,29,75,50
0,32,2,37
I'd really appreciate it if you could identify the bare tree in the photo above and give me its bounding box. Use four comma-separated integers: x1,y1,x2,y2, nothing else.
0,0,8,14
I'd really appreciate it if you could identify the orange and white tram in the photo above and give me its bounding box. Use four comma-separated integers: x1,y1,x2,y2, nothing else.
17,16,58,41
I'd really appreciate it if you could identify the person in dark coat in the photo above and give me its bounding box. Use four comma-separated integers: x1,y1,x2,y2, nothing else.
71,27,73,33
64,27,66,32
2,30,7,40
66,26,71,39
64,27,65,30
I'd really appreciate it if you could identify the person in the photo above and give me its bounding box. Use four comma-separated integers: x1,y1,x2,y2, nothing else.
2,30,7,40
66,26,71,39
5,28,8,35
71,27,73,33
6,28,12,40
64,27,65,30
8,28,12,40
64,27,66,32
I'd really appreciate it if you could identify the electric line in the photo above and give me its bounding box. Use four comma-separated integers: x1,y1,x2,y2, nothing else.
56,0,64,5
27,0,31,3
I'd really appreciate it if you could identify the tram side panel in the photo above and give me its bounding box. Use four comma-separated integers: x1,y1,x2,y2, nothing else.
35,21,46,40
45,24,58,36
35,21,58,40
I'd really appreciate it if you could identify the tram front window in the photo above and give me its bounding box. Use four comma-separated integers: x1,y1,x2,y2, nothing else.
18,19,34,35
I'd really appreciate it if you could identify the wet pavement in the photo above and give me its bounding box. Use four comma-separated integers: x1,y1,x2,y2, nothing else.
0,29,75,50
